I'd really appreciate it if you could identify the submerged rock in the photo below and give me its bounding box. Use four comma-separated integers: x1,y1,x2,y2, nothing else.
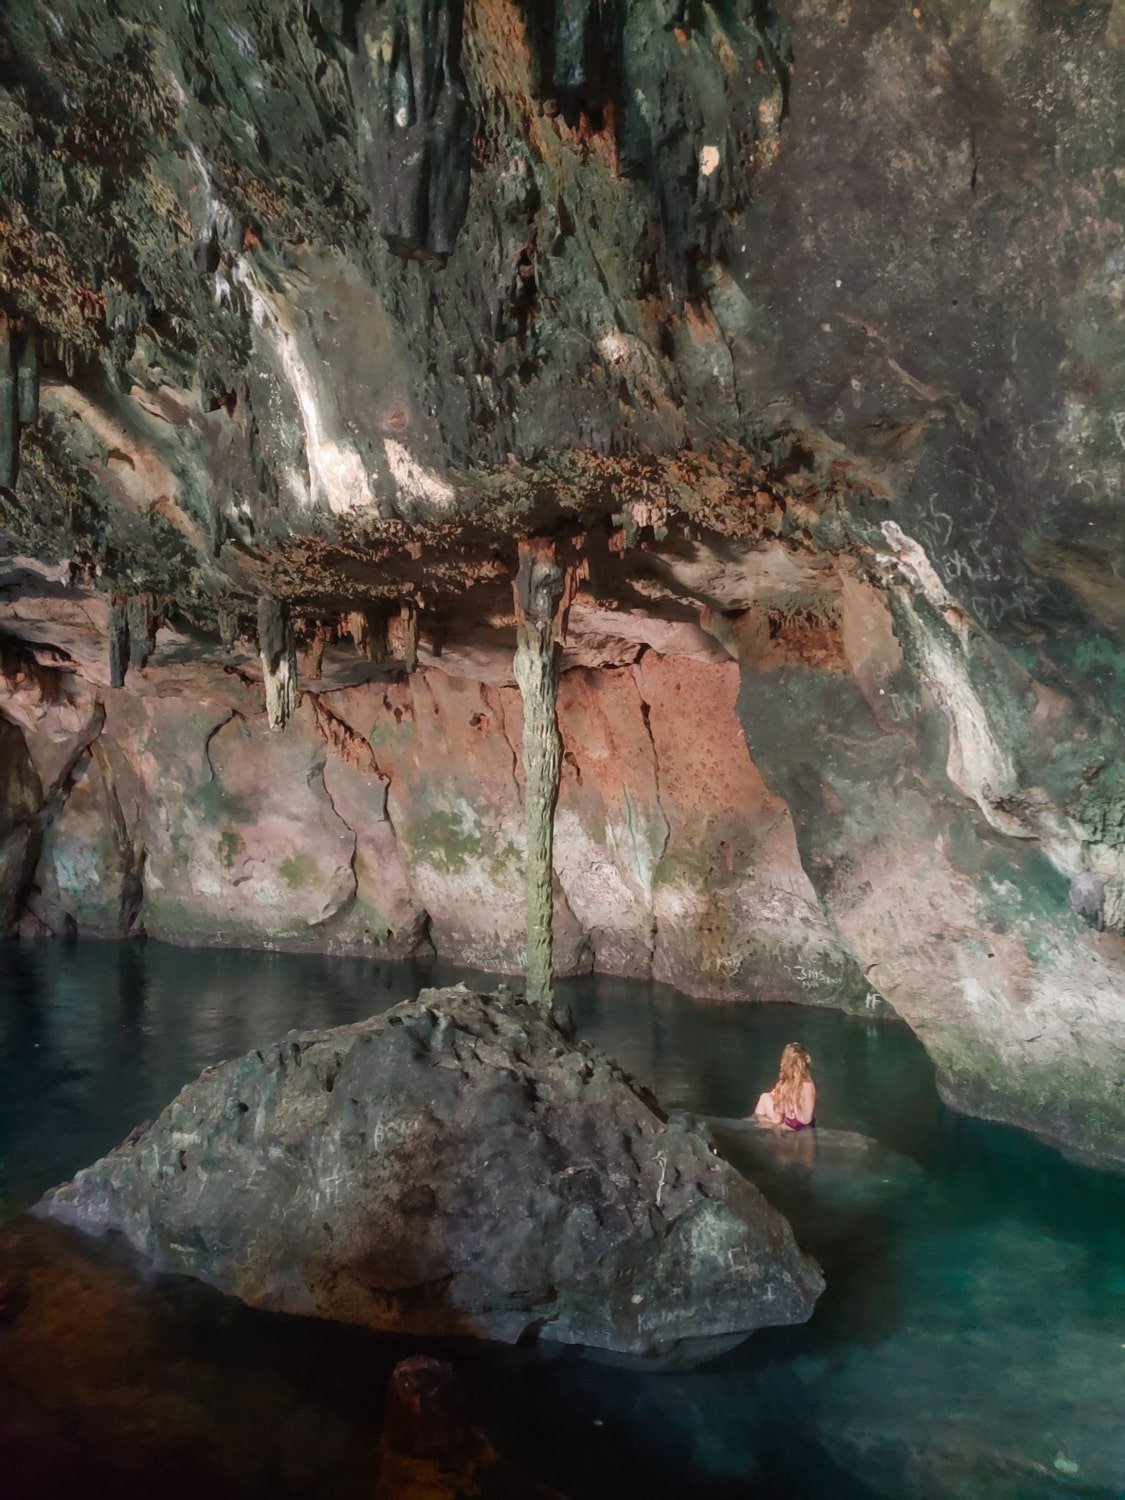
375,1354,564,1500
37,986,822,1361
706,1118,925,1208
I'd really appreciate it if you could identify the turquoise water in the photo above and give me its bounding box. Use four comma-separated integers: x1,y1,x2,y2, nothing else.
2,941,1124,1498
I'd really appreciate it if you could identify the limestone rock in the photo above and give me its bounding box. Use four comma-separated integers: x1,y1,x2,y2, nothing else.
1,0,1124,1165
38,986,824,1361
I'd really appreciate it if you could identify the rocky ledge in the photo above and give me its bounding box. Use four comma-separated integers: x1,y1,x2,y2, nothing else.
37,984,823,1361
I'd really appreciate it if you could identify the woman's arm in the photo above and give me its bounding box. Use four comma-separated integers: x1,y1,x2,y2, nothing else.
795,1080,816,1125
754,1090,779,1122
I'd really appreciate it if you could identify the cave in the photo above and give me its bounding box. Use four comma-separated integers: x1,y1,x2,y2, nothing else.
1,1,1124,1496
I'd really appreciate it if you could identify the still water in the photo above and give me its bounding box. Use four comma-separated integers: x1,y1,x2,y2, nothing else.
1,941,1123,1498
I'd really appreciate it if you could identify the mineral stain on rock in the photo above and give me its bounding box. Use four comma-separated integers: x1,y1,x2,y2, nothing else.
37,985,823,1362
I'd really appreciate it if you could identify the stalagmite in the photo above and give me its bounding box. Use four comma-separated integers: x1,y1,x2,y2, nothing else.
108,597,129,688
369,609,390,661
0,314,16,488
513,540,566,1013
304,623,332,679
257,596,299,730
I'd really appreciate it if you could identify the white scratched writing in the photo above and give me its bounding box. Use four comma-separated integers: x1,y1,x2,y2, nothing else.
912,487,1042,628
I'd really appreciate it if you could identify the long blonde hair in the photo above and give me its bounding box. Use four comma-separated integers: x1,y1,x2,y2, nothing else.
772,1042,813,1119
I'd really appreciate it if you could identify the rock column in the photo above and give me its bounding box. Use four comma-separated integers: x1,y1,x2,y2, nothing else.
513,540,565,1013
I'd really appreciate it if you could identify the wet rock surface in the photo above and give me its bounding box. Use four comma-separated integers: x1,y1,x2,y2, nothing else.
0,1217,563,1500
706,1118,925,1208
0,0,1123,1164
38,984,824,1359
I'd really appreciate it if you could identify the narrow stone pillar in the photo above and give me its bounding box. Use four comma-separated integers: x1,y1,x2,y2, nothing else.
347,605,389,662
513,540,565,1013
257,596,299,729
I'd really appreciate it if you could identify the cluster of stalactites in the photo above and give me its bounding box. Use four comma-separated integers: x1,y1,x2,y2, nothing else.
0,313,39,489
242,596,422,729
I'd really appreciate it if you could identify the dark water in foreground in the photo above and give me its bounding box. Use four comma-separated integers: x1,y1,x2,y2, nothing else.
1,941,1124,1499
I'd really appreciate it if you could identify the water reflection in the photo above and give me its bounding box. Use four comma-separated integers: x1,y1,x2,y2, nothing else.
1,941,1124,1498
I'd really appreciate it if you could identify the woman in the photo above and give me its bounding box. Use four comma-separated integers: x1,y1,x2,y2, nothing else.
754,1042,816,1130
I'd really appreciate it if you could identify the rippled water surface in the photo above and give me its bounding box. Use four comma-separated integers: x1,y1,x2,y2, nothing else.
2,941,1123,1498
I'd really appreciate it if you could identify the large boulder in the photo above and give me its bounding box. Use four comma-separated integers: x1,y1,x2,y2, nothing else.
37,986,823,1361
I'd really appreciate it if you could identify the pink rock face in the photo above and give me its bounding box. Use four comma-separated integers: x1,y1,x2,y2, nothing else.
109,692,423,952
637,654,838,999
327,673,534,971
553,659,841,998
554,666,667,975
29,750,123,936
3,645,852,1003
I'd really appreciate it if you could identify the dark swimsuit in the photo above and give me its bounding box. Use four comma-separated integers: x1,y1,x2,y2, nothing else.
781,1115,816,1131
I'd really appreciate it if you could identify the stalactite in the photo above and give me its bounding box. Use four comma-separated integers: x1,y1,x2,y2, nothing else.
16,320,38,424
218,607,240,649
346,606,393,660
127,595,157,671
367,608,389,661
352,0,472,259
400,601,418,674
345,607,388,660
554,0,593,91
345,609,369,656
0,313,17,488
304,623,332,679
257,596,299,730
512,539,566,1014
108,596,129,689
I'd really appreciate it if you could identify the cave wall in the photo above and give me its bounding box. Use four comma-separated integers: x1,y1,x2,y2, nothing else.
2,641,864,1009
0,0,1123,1161
733,574,1125,1159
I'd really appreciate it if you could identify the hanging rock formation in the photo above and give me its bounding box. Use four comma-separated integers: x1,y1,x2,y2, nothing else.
0,1,1122,1163
257,596,299,729
352,0,474,259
